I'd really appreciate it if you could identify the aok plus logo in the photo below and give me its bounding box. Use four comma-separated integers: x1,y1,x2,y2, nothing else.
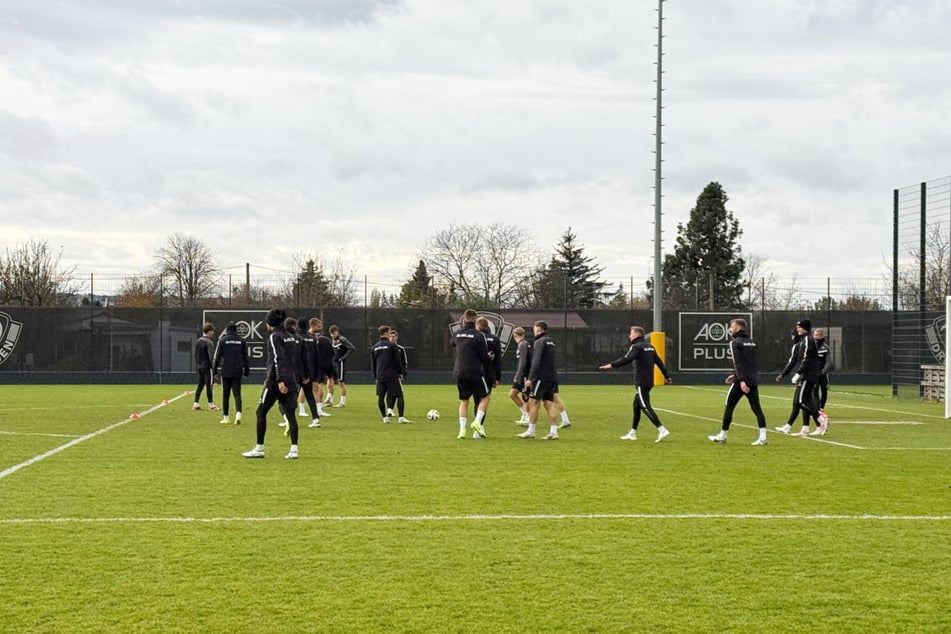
449,312,515,358
203,310,270,368
0,312,23,367
679,312,751,371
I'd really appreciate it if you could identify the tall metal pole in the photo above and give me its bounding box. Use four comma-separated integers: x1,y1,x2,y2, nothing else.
652,0,665,333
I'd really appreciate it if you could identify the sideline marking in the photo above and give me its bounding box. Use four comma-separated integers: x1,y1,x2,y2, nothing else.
833,421,922,425
655,407,865,449
0,392,189,481
1,512,948,525
0,431,83,438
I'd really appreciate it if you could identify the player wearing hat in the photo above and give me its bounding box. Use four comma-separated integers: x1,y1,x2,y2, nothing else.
774,319,825,437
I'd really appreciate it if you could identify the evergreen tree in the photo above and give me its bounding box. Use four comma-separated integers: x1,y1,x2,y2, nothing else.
399,260,437,307
531,228,608,309
658,182,746,310
292,258,333,307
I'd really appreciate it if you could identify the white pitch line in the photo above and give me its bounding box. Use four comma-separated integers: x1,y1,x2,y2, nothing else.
0,431,83,438
868,447,951,451
0,512,948,525
0,392,189,481
654,407,865,449
682,385,947,420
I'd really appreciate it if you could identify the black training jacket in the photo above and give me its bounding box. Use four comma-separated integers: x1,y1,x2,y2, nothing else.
609,335,669,387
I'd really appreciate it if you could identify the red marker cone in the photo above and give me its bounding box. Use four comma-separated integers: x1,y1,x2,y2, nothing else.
130,413,140,420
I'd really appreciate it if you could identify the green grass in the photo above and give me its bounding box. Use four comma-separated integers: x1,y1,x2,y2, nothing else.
1,383,949,632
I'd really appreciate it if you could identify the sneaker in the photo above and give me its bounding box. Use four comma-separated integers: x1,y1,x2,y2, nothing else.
515,420,530,427
808,428,823,436
708,433,727,443
558,421,572,429
208,403,219,411
471,430,482,439
319,410,331,417
542,432,559,440
517,430,535,439
398,417,412,424
333,403,346,408
774,424,791,434
620,430,637,441
386,409,394,417
242,447,265,458
470,421,486,438
457,431,466,439
298,409,307,417
751,438,768,446
219,416,230,425
793,429,809,438
234,413,242,425
383,417,391,424
285,449,298,460
192,403,201,411
655,428,670,443
308,419,321,428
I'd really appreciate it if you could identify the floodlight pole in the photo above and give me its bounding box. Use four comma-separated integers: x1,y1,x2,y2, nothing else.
652,0,665,333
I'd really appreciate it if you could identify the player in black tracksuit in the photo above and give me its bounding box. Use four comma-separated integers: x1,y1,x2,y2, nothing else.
242,309,300,459
599,325,672,442
328,325,356,407
508,327,532,425
708,318,768,445
519,320,561,440
193,323,217,410
387,329,411,422
470,317,503,438
294,318,321,428
311,321,335,415
451,310,491,439
775,319,822,436
212,322,249,425
371,325,406,423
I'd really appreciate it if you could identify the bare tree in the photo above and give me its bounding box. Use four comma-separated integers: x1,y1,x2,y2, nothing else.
154,233,219,307
894,223,950,310
0,240,78,306
421,222,541,308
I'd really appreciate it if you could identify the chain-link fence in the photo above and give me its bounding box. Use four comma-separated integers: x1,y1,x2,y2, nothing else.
892,176,951,398
0,304,890,385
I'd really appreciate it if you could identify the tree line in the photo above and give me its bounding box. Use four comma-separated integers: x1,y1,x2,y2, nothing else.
1,181,920,311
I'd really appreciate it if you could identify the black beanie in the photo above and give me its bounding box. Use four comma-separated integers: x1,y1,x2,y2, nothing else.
797,319,812,330
266,309,286,327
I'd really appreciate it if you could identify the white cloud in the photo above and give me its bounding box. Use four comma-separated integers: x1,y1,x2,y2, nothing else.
0,0,947,295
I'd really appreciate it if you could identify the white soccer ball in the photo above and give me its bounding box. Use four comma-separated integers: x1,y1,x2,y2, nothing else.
426,409,440,421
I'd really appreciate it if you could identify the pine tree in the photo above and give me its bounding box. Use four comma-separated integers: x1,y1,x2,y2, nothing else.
531,228,608,309
398,260,436,307
658,182,746,310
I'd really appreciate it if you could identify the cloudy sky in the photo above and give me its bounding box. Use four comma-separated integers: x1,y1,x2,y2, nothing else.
1,0,949,293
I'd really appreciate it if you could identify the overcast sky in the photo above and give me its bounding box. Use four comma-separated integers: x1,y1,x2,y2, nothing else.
1,0,949,293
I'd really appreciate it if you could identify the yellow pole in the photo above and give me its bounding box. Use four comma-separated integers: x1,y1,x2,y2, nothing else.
652,331,667,385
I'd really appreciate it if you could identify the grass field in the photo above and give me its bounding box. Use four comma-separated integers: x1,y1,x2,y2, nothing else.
1,382,949,633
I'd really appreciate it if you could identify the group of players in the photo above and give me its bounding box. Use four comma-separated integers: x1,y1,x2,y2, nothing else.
194,307,833,458
191,309,356,459
450,309,573,441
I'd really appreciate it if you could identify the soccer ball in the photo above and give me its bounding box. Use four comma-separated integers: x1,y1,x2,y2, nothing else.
426,409,440,421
